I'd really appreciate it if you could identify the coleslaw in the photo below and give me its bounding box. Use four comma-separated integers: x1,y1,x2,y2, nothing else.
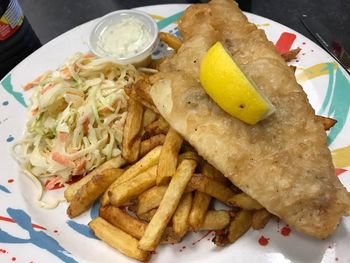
12,52,140,207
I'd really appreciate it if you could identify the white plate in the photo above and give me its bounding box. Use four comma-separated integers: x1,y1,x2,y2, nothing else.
1,4,350,263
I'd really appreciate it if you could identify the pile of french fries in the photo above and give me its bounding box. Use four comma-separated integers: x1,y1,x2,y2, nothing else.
63,32,338,262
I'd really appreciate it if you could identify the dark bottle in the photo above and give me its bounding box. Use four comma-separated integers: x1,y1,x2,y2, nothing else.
0,0,41,79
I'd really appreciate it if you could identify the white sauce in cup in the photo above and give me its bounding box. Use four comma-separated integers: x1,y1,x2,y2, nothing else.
97,16,153,59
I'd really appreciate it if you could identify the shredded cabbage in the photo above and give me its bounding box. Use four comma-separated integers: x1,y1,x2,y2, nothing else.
13,53,139,196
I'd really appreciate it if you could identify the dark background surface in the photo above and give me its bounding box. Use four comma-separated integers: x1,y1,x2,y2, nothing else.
18,0,350,51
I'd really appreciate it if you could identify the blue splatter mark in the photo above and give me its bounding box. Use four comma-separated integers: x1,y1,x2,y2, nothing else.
318,65,350,145
66,220,97,240
152,49,161,56
6,135,14,142
0,184,11,193
2,100,9,106
90,200,99,219
66,200,99,239
157,11,184,30
0,208,78,263
1,74,27,107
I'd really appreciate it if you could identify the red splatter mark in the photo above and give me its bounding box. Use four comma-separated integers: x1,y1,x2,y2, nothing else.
335,168,347,176
302,42,306,45
275,32,297,54
11,257,16,261
281,225,291,236
192,231,213,245
54,230,58,233
150,251,157,255
335,257,339,261
7,179,14,183
258,236,269,246
0,248,7,253
0,216,46,230
182,246,186,249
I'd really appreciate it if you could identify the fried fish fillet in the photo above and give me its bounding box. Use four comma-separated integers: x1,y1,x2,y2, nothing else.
150,0,350,239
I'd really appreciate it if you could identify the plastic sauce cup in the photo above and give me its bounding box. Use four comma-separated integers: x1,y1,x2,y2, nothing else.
89,10,159,67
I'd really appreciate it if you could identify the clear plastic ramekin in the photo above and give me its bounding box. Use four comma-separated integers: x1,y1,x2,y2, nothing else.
89,10,159,67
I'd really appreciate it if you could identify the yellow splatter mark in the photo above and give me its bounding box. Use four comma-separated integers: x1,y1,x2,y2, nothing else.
332,145,350,168
296,62,338,82
150,14,165,21
256,23,270,27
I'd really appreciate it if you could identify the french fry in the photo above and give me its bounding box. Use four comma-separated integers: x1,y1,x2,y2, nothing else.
140,134,166,157
189,174,235,205
64,155,125,202
100,205,181,244
67,168,124,218
101,146,162,206
138,159,197,251
124,77,158,113
227,210,253,244
198,210,230,231
159,32,182,51
315,115,337,131
251,209,272,230
178,151,200,163
161,227,182,244
227,193,263,210
137,185,168,215
100,205,146,239
137,208,157,222
89,217,150,262
109,166,157,207
157,128,183,185
122,98,144,163
172,192,192,238
201,162,228,185
189,191,211,231
144,117,170,136
142,108,158,128
149,57,167,70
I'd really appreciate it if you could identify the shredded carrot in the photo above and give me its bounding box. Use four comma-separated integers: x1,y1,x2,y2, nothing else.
31,107,39,116
60,67,71,79
84,53,95,58
45,177,64,190
58,132,68,142
51,152,75,168
23,73,47,90
72,159,86,175
82,118,90,135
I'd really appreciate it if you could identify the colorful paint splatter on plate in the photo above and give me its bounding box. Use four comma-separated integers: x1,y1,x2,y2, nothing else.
1,4,349,263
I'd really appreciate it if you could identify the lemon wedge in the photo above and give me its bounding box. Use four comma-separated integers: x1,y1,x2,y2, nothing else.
199,42,275,125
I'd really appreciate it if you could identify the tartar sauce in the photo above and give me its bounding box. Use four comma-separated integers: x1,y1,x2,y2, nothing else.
97,16,153,58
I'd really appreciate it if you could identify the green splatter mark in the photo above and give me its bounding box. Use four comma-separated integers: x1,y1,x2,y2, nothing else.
157,11,183,30
1,74,27,107
318,66,350,145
